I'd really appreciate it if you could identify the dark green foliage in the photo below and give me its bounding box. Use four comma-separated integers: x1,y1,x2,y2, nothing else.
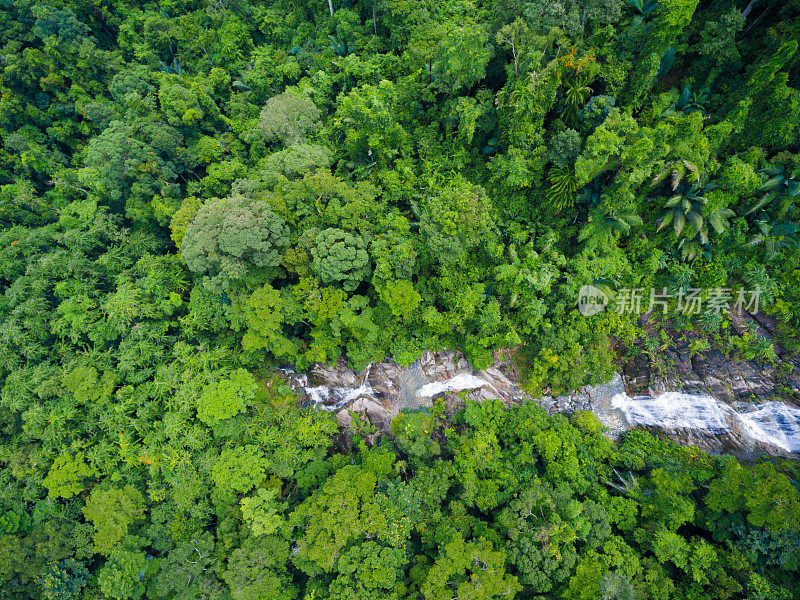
549,129,583,168
0,0,799,598
311,228,371,291
579,95,616,131
182,195,290,292
547,165,580,211
35,559,90,600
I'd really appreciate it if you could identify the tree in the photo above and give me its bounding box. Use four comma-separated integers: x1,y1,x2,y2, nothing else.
376,279,422,318
524,0,583,35
333,80,408,169
83,486,146,555
419,178,497,265
240,488,283,537
600,572,639,600
148,532,227,600
31,4,90,51
311,228,371,291
549,129,582,168
290,464,410,575
732,41,799,151
260,144,332,185
432,27,493,93
421,534,520,600
97,536,150,600
158,75,222,133
546,166,580,212
579,95,616,131
574,109,639,186
626,0,659,26
43,451,95,499
252,90,322,146
197,368,257,426
696,9,745,63
579,207,643,248
746,218,799,259
233,284,298,359
655,182,735,261
625,0,700,106
212,445,269,495
495,19,530,78
705,460,800,535
35,559,90,600
747,164,800,215
634,468,696,531
328,541,407,600
182,195,290,292
222,536,297,600
79,121,181,223
652,529,689,570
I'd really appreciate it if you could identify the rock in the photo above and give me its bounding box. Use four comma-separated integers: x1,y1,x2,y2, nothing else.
284,339,800,457
308,362,359,388
573,390,592,411
348,396,395,428
367,362,402,398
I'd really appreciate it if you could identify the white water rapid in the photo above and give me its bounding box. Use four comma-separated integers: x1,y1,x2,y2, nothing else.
302,363,375,411
415,373,498,398
289,361,800,455
609,390,800,453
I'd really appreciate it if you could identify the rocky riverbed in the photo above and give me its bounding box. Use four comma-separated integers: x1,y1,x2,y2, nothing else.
281,340,800,458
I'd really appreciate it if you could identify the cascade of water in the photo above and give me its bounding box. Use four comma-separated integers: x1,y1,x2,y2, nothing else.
287,358,800,455
415,372,496,398
611,392,732,433
609,389,800,453
301,364,496,411
737,401,800,452
303,363,375,411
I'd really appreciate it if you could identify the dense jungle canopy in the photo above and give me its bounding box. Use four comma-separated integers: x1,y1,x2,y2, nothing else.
1,0,800,598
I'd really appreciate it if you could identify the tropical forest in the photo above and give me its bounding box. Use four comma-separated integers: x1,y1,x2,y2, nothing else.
1,0,800,598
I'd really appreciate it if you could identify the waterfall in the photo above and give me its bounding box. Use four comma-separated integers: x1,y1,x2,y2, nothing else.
609,390,800,453
284,357,800,455
415,372,497,398
304,363,375,411
611,392,732,434
737,401,800,453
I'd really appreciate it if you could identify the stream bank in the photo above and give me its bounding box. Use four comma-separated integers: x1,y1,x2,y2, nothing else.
281,343,800,458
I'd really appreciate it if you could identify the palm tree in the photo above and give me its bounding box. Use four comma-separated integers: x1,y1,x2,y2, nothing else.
676,85,710,114
651,158,700,191
578,207,643,247
746,218,799,259
759,165,800,196
626,0,659,26
747,164,800,215
563,76,592,124
656,182,735,261
546,166,579,212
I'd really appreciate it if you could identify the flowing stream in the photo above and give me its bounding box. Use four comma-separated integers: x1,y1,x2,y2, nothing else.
299,363,375,411
414,373,500,399
603,384,800,453
287,360,800,455
735,401,800,452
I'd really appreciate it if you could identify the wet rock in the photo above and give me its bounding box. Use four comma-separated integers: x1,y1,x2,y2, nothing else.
284,341,800,457
349,396,395,428
573,390,592,411
367,361,402,398
308,362,359,388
